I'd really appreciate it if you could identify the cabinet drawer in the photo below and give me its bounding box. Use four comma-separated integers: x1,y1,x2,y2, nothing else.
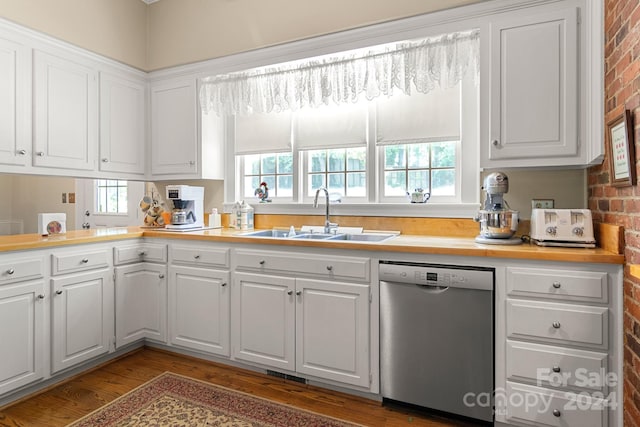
52,250,110,275
506,340,608,392
507,299,608,349
114,243,167,265
170,245,229,268
0,258,44,284
505,382,606,427
234,249,370,281
507,267,608,303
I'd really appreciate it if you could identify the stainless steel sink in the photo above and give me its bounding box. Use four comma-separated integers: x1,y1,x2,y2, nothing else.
327,233,397,242
239,229,306,238
291,233,336,240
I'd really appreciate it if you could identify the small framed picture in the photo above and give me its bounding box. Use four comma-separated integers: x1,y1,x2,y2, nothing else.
608,109,636,187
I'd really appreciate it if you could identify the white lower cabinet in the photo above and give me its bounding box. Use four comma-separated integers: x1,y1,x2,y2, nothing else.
168,265,230,356
0,279,45,395
50,269,113,373
232,272,371,388
115,262,167,347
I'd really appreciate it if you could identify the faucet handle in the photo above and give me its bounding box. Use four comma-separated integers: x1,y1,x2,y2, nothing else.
326,222,339,234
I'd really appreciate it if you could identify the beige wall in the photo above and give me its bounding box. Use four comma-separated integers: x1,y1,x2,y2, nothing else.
0,0,147,70
146,0,481,70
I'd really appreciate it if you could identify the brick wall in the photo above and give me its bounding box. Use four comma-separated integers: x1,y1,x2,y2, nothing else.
589,1,640,425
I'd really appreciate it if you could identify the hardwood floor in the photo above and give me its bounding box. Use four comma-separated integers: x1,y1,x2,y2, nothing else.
0,347,483,426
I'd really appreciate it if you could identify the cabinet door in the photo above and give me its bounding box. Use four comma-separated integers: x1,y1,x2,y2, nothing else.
0,280,45,395
232,272,295,370
51,269,113,373
150,78,198,177
487,7,578,163
33,49,97,170
0,36,30,167
296,278,370,387
99,72,145,175
115,263,167,347
169,265,230,356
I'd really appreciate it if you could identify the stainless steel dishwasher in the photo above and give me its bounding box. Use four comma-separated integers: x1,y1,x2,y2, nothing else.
380,261,494,423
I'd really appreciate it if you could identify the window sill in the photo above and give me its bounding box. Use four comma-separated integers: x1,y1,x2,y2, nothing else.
223,202,480,218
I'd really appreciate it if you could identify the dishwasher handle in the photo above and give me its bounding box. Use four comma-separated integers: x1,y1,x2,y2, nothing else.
415,283,450,293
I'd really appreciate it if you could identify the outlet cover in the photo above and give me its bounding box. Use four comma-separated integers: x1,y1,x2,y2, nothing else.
68,193,76,204
61,193,67,203
532,199,554,209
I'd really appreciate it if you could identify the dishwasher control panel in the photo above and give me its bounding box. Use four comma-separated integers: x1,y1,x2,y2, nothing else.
379,262,494,291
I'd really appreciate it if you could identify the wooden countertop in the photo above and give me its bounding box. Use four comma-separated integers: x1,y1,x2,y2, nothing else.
0,227,624,265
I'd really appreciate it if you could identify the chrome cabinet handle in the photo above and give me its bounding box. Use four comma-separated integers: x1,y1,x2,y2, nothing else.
221,282,227,287
552,281,561,289
552,366,560,373
55,290,63,295
81,258,89,264
17,149,26,155
287,290,293,295
326,265,333,271
138,251,146,256
37,294,45,299
194,255,200,259
159,274,165,279
36,151,44,156
552,409,561,417
552,321,561,329
189,160,195,166
259,260,265,265
492,140,499,147
296,291,301,296
101,158,109,163
6,268,14,275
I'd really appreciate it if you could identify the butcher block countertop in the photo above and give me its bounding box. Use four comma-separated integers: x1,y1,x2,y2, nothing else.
0,226,624,265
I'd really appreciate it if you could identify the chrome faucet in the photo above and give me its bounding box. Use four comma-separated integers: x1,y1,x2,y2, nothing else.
313,187,338,234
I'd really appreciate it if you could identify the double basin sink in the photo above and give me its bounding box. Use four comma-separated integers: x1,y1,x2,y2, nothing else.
240,229,398,243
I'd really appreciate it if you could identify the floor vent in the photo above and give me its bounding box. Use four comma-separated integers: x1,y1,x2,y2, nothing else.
266,370,306,384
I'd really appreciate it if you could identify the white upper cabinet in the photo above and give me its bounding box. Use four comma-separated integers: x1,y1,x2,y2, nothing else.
0,36,30,167
99,72,146,176
482,2,587,168
33,49,98,171
149,76,224,180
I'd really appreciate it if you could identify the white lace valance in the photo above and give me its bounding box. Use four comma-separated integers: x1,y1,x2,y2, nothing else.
200,29,479,116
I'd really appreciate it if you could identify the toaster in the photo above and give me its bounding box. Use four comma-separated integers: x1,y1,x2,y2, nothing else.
530,209,595,247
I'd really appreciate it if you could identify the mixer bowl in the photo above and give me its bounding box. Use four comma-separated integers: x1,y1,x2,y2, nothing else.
476,209,519,239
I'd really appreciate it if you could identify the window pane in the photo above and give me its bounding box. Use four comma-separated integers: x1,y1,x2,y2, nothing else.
431,169,456,196
328,173,345,196
107,187,118,213
309,174,325,196
384,170,406,196
277,153,293,174
346,147,366,171
244,176,260,198
431,141,456,168
346,172,366,197
245,155,260,175
262,176,276,194
384,145,406,169
408,143,430,168
309,150,326,172
408,170,429,192
118,187,127,213
98,187,107,212
328,149,345,172
277,175,293,197
261,154,276,174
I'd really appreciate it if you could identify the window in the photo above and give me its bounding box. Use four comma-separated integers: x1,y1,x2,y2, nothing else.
95,180,128,214
242,152,294,199
382,141,457,199
306,147,367,198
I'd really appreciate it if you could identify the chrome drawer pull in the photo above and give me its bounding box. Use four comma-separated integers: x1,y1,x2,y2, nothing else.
37,294,45,299
552,366,561,373
81,258,89,264
552,409,561,417
138,251,146,256
159,274,165,279
552,321,561,329
55,290,63,295
552,281,561,289
326,265,333,271
259,260,265,265
6,268,15,275
221,282,227,287
194,255,200,259
296,291,301,296
287,290,293,295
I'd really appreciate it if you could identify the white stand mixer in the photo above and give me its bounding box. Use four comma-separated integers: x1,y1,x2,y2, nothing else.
474,172,522,245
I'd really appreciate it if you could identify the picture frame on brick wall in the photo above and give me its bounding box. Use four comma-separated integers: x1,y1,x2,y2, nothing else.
607,109,636,187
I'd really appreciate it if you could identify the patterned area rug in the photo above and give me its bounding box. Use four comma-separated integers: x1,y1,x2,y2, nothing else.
67,372,362,426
